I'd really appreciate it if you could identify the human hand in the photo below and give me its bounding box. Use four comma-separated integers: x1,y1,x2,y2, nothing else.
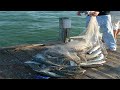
89,11,100,16
77,11,82,16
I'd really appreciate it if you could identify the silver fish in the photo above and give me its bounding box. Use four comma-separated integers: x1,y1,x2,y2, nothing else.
70,61,77,66
35,54,45,60
88,53,104,63
34,69,65,78
25,61,65,77
80,60,106,66
24,61,44,72
24,61,40,65
87,45,101,54
80,54,105,66
86,49,102,60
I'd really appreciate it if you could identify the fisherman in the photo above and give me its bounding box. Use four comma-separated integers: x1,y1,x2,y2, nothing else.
77,11,117,51
112,20,120,40
110,11,120,41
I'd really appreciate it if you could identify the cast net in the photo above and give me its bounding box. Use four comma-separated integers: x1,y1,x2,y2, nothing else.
25,16,108,78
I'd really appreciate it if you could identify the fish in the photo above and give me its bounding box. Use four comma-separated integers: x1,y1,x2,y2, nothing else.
80,60,106,67
25,61,65,77
76,48,102,64
24,61,40,65
80,54,105,66
24,61,44,71
87,53,104,63
70,61,77,66
87,44,101,54
85,48,102,60
35,54,45,60
34,69,65,78
35,66,83,77
34,58,61,67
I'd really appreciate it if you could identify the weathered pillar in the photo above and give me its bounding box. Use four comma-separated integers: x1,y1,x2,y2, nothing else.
59,17,71,43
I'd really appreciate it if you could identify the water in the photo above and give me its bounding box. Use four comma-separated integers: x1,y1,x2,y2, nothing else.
0,11,87,47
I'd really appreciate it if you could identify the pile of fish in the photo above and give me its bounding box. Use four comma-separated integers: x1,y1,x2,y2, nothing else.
25,48,86,78
24,40,107,78
72,41,107,67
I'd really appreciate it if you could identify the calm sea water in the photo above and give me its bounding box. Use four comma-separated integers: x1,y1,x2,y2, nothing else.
0,11,119,47
0,11,86,47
